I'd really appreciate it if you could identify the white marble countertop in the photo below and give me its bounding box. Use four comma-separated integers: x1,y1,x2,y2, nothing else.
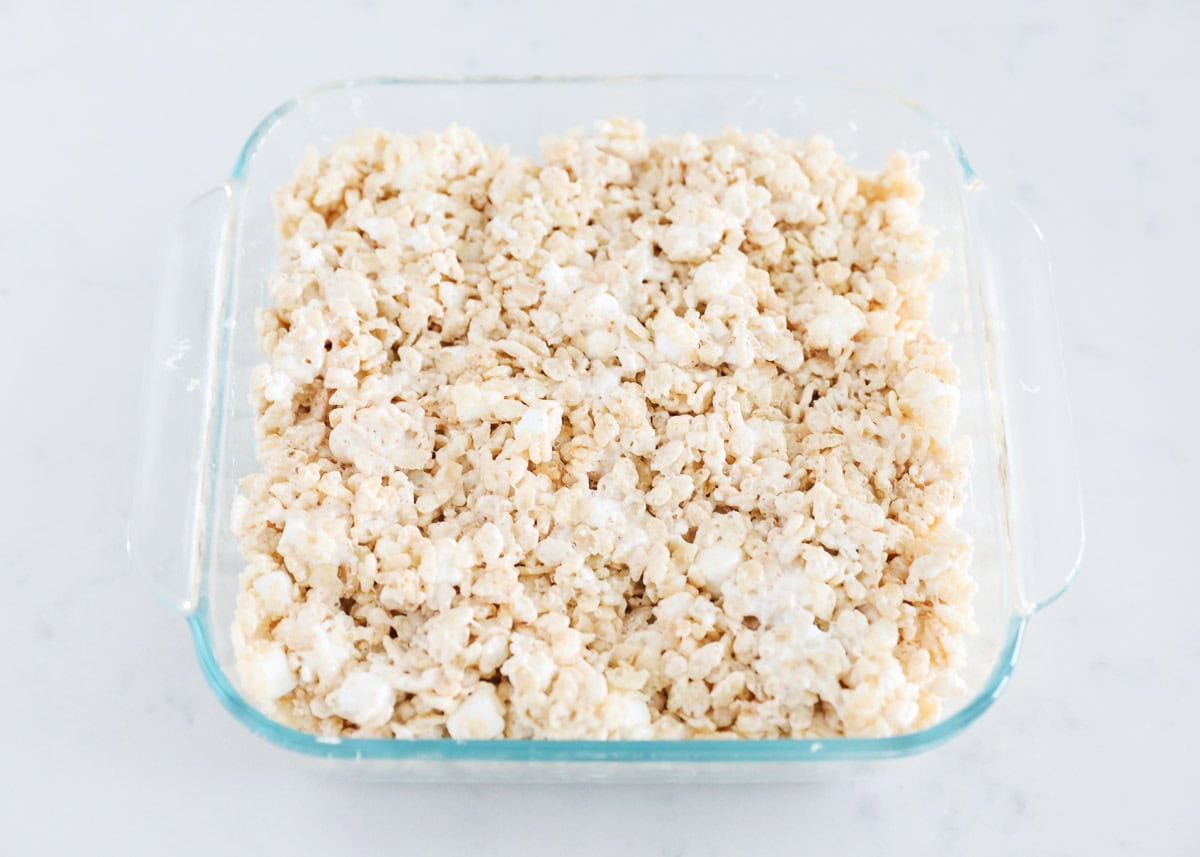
2,0,1196,853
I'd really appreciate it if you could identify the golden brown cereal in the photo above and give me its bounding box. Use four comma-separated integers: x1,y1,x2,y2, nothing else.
231,120,974,740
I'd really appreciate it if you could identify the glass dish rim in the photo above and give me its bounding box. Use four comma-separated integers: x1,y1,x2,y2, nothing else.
197,74,1018,763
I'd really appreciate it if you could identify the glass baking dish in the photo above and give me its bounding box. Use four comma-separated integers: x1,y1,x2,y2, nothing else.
129,76,1083,781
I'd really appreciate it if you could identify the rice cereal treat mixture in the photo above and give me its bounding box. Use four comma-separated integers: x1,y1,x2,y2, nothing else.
231,120,975,740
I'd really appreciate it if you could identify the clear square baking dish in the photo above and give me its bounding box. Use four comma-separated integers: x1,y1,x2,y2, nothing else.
129,76,1083,781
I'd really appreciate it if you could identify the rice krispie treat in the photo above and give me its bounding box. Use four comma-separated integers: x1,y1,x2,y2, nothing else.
231,120,975,740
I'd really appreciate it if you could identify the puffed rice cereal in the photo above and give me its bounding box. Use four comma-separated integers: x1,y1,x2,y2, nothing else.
231,120,975,740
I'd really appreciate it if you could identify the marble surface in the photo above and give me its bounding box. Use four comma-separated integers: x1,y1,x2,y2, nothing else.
2,0,1197,853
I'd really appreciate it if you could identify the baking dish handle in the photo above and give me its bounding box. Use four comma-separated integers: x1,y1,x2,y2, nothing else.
971,187,1085,615
128,185,233,615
